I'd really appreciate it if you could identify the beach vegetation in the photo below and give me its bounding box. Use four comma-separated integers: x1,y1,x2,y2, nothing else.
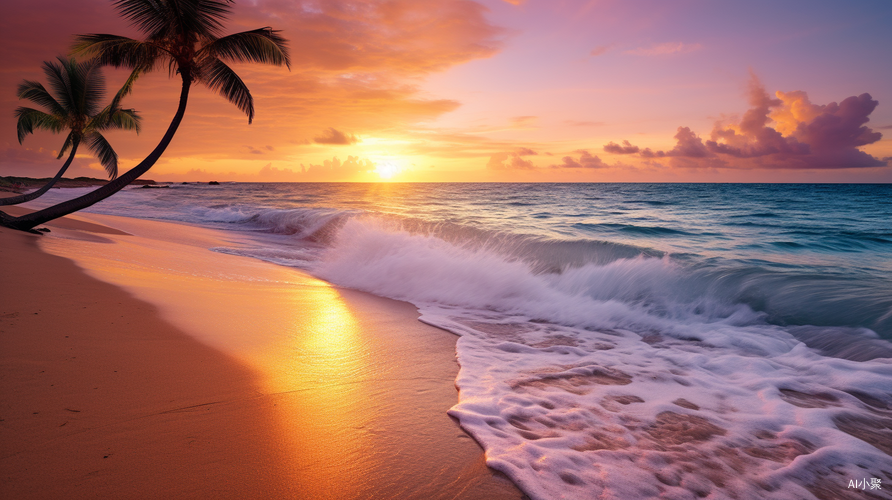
0,0,289,231
0,57,140,207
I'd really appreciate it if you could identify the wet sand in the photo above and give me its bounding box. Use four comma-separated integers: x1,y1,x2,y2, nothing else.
0,209,523,499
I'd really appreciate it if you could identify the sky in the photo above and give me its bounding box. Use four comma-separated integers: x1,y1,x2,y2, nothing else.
1,0,890,182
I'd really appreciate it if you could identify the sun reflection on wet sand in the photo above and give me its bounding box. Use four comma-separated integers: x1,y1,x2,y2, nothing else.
264,283,380,497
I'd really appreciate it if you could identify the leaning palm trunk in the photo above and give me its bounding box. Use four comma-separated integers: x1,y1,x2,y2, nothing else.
0,138,80,206
0,78,190,231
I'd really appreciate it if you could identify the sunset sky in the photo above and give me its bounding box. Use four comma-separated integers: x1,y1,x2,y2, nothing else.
1,0,890,182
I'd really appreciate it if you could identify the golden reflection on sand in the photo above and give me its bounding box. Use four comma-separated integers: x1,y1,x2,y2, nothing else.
37,217,382,497
270,283,378,498
36,213,522,499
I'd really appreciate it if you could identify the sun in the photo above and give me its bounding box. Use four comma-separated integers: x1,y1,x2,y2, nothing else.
375,161,400,180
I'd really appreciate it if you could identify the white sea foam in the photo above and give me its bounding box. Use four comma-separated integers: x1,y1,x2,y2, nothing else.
314,217,892,500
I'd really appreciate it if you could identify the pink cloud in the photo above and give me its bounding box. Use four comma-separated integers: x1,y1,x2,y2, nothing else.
590,44,613,57
606,75,886,170
669,127,711,158
624,42,702,56
603,140,640,155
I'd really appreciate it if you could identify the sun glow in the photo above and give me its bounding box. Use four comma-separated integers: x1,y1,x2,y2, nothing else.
375,161,400,180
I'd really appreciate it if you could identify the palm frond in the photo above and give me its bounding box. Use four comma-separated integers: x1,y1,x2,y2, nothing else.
14,107,64,144
57,131,77,159
91,68,142,129
109,67,141,110
199,27,291,69
112,0,174,39
173,0,235,38
41,59,75,116
80,58,106,118
113,0,233,39
200,58,254,123
94,108,142,133
73,34,163,72
85,132,119,179
57,57,89,116
16,80,66,117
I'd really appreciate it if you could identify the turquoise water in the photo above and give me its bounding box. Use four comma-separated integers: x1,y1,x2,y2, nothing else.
35,182,891,342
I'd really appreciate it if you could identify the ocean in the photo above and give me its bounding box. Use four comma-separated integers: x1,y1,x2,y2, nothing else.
25,183,892,499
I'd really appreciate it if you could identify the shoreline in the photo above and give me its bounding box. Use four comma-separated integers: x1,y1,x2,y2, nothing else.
1,212,522,499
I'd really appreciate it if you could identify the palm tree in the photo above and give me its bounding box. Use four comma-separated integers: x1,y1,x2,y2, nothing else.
0,57,140,206
0,0,289,231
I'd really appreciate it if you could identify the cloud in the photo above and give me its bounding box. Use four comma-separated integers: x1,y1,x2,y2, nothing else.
511,116,538,128
502,0,525,4
240,0,505,75
314,128,359,145
487,150,535,169
704,76,810,158
302,155,375,178
669,127,712,158
639,148,664,158
590,44,613,57
624,42,702,56
606,75,886,170
552,150,609,169
257,163,297,180
603,140,640,155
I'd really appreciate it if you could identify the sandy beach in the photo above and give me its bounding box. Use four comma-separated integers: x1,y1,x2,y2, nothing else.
0,208,522,499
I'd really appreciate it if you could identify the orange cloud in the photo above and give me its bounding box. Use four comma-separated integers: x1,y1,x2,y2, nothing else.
487,150,535,169
510,116,538,128
314,128,359,145
552,150,609,169
301,155,376,179
233,0,504,75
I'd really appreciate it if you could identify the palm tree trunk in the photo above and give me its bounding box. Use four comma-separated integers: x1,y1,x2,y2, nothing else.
0,138,81,206
0,76,192,232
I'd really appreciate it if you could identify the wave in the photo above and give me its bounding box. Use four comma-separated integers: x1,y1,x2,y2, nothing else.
295,216,890,343
23,187,892,341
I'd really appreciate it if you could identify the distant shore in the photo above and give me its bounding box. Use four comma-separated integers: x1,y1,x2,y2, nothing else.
0,175,160,194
